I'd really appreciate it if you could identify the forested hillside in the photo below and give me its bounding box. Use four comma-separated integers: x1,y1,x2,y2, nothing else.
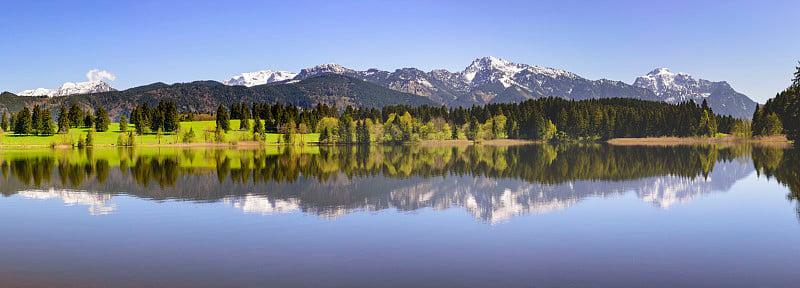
751,62,800,143
0,74,436,121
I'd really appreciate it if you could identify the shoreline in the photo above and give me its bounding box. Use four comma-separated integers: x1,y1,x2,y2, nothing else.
0,136,792,149
607,136,791,146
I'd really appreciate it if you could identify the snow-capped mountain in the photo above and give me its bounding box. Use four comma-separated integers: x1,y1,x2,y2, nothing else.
18,80,116,97
295,63,359,80
220,57,756,117
285,56,656,106
633,68,756,118
222,70,297,87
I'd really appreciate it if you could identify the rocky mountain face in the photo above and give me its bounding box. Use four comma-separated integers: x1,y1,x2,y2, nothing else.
633,68,757,118
18,80,116,97
10,57,756,118
222,70,297,87
279,57,660,107
224,57,756,117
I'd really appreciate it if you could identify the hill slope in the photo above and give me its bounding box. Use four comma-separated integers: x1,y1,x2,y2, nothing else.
0,74,435,120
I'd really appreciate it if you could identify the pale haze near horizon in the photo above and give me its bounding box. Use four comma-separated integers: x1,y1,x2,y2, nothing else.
1,0,798,103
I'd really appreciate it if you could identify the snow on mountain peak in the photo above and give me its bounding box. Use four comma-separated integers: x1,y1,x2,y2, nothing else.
297,63,355,78
462,56,576,88
648,67,672,76
634,68,699,100
18,80,116,97
223,70,297,87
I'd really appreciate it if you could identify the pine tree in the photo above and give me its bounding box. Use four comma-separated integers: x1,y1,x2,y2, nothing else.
1,111,8,131
119,115,128,132
319,127,330,144
40,109,54,136
68,103,82,128
467,116,480,141
150,104,164,132
252,114,264,138
338,114,353,143
57,105,69,134
793,60,800,89
95,105,110,132
83,112,94,128
134,107,150,134
31,105,42,135
239,104,251,131
162,101,180,133
216,104,230,132
751,104,763,136
14,107,32,135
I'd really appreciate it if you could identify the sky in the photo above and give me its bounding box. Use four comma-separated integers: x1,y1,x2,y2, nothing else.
1,0,798,103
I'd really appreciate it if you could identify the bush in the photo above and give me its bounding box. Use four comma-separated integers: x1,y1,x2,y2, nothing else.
126,132,136,146
214,129,226,143
117,134,126,146
182,128,196,143
85,131,94,147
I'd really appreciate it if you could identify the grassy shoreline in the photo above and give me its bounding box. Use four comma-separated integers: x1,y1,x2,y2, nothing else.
607,135,791,146
1,119,792,149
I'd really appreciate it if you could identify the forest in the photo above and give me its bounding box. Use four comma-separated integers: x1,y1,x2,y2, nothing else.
205,97,744,143
1,95,752,145
751,61,800,143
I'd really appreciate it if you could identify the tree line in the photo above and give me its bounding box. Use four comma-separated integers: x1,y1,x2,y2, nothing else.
751,61,800,143
209,97,741,144
2,95,746,145
0,102,110,135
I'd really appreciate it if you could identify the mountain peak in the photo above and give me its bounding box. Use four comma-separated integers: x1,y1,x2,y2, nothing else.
223,70,297,87
296,63,357,80
470,56,513,68
633,68,755,118
18,80,116,97
647,68,672,75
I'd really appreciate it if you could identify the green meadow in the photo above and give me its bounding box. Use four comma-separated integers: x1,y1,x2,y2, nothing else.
0,120,320,147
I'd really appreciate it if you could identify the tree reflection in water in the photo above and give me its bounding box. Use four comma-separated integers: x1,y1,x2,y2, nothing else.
1,144,798,222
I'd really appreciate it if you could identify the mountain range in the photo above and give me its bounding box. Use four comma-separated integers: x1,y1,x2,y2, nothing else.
4,57,757,118
222,57,757,118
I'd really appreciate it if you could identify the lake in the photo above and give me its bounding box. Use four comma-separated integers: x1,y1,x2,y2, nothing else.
1,144,799,287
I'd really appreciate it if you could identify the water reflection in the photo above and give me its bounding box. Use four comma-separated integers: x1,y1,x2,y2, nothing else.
752,147,800,218
1,144,797,222
17,188,116,215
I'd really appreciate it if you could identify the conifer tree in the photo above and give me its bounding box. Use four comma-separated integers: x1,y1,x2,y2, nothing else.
0,112,7,131
31,105,42,135
95,105,110,132
83,112,94,128
57,105,70,134
252,114,264,138
14,107,32,135
68,103,83,128
240,104,251,131
119,115,128,132
216,104,230,132
40,109,54,136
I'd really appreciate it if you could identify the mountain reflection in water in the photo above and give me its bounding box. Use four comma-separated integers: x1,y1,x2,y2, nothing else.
1,144,798,223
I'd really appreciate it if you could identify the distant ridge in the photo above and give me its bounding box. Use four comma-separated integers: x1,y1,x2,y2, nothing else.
223,57,757,118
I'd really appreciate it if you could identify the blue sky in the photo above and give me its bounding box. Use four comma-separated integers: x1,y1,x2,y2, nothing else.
1,0,798,103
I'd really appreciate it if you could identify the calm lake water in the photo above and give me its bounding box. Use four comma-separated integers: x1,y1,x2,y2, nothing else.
1,144,799,287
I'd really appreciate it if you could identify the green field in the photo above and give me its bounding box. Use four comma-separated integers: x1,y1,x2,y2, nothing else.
0,120,319,147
